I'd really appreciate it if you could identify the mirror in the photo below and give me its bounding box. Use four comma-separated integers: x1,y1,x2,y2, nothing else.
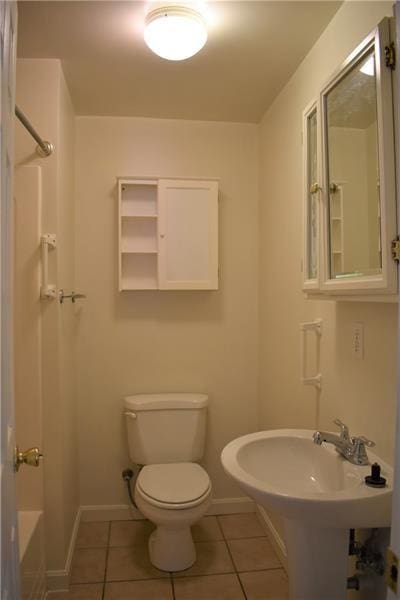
324,47,381,280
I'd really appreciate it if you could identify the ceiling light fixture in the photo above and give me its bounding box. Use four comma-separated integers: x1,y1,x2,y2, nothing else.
144,6,208,61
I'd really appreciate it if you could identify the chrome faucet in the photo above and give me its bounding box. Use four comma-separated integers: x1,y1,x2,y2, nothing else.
313,419,375,466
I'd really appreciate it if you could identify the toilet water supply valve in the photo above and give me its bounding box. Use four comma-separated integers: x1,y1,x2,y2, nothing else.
122,467,141,509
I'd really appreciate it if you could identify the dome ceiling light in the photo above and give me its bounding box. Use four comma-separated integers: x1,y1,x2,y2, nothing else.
144,6,208,61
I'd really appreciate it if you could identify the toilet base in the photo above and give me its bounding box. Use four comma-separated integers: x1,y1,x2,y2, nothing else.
149,526,196,572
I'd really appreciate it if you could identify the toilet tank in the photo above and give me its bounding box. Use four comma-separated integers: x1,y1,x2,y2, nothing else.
124,393,208,465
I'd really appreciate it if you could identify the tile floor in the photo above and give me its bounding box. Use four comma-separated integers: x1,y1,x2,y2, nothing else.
48,513,289,600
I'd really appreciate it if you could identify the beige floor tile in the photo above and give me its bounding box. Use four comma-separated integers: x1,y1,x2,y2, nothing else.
70,548,107,584
47,584,103,599
68,584,104,599
192,516,223,542
104,579,174,599
106,546,169,581
227,538,281,572
174,573,245,600
76,522,109,548
218,513,265,540
68,584,104,600
109,519,154,547
239,569,289,599
173,541,234,578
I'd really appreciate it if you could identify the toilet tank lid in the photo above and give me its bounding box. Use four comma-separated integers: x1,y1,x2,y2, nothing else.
124,393,208,411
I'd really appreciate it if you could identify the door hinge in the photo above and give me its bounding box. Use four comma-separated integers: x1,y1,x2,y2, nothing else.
392,238,400,262
385,43,396,70
386,547,398,593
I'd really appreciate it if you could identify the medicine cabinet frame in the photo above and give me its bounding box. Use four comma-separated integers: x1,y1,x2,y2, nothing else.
302,98,321,292
302,18,397,300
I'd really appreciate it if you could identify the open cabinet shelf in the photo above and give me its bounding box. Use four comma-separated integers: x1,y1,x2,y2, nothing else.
120,253,158,290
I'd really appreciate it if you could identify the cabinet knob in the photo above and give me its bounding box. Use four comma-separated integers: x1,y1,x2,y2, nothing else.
160,234,165,239
310,182,321,194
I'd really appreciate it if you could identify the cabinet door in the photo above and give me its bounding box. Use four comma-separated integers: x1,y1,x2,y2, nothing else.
319,17,397,296
158,179,218,290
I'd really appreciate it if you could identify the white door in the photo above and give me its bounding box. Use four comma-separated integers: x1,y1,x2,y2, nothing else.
0,2,19,598
158,179,218,290
388,2,400,598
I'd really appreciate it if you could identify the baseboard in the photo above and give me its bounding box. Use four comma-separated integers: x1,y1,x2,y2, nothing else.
80,496,255,522
80,503,142,522
207,497,255,515
256,505,288,573
45,507,81,591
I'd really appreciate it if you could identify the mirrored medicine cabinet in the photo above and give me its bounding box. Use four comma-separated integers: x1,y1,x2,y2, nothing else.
302,18,397,301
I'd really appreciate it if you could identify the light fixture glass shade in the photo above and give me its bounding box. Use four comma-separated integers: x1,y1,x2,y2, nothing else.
144,6,207,61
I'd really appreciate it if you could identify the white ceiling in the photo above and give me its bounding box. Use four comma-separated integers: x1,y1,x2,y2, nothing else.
17,1,341,123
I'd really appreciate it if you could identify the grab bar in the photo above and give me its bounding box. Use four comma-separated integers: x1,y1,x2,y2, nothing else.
40,233,57,299
300,319,322,389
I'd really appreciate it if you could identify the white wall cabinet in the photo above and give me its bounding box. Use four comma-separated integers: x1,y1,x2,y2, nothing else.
302,18,398,301
118,177,218,291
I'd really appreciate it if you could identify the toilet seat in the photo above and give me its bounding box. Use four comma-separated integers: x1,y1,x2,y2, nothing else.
136,463,211,510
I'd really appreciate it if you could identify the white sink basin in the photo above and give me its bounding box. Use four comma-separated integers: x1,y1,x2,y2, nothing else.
221,429,393,528
221,429,393,599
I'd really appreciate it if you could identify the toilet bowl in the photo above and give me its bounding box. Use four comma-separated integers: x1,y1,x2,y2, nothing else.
135,462,212,571
124,393,212,572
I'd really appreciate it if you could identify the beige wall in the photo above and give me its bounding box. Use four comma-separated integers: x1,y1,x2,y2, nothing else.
259,0,396,544
74,116,259,504
15,59,78,572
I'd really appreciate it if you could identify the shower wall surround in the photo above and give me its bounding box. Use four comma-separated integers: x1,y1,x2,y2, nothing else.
15,59,78,583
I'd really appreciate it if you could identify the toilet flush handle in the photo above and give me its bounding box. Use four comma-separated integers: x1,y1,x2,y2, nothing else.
124,411,137,420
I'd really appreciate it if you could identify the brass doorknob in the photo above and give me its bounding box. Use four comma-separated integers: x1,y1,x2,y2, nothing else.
15,446,43,472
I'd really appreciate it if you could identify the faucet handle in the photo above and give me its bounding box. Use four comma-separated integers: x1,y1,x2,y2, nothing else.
351,436,376,465
353,435,375,448
333,419,350,441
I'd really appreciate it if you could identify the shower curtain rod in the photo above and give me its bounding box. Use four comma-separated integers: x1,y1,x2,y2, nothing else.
15,105,54,157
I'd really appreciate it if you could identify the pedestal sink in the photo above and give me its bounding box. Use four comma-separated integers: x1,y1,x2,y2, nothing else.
221,429,393,600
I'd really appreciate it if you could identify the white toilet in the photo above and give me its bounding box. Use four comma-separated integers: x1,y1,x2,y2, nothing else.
124,393,212,572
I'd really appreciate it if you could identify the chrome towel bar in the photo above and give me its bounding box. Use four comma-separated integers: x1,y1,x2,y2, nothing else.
59,289,86,304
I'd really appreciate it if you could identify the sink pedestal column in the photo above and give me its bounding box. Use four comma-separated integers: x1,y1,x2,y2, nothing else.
283,519,348,600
